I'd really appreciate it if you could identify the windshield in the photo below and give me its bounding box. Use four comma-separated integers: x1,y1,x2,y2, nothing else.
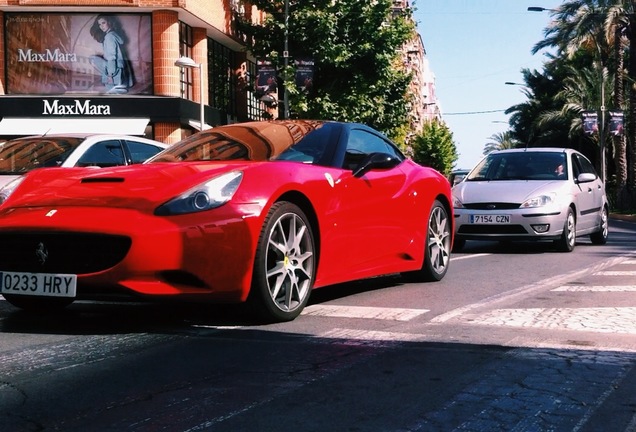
0,137,83,174
149,120,336,166
466,151,568,181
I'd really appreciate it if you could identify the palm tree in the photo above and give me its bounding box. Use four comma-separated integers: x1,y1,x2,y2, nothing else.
483,131,519,155
532,0,614,181
529,0,636,210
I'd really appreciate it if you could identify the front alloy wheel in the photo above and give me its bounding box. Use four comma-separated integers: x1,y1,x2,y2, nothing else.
403,200,451,282
555,207,576,252
249,201,315,322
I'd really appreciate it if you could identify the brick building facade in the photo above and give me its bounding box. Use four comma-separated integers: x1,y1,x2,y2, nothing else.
0,1,264,144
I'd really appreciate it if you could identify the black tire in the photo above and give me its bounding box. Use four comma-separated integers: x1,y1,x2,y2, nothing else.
590,206,608,245
403,200,451,282
555,207,576,252
248,201,316,323
2,294,73,312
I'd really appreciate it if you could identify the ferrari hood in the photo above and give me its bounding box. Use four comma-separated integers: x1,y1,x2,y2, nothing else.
453,179,563,204
3,163,251,212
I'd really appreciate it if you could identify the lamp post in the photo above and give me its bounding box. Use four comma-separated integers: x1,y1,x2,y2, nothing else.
175,56,205,131
283,0,290,119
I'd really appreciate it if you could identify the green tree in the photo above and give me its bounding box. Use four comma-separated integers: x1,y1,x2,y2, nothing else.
410,120,458,175
236,0,415,143
531,0,632,200
483,131,520,155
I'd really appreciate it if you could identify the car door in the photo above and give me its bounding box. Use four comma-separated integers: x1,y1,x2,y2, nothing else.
330,128,409,275
572,152,604,231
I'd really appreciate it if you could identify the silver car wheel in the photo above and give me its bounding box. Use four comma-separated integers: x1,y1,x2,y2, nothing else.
590,206,608,244
250,202,316,322
428,204,451,275
555,207,576,252
402,200,451,282
265,211,314,312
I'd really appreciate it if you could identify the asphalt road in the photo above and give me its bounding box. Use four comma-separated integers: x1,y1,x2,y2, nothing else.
1,219,636,431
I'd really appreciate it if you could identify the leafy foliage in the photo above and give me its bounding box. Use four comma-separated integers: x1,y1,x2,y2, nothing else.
483,131,520,155
236,0,415,143
410,120,458,175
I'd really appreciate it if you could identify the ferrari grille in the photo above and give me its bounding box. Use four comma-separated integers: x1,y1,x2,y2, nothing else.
0,232,131,274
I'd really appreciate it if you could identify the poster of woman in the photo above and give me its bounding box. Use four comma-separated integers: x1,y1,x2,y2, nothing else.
89,15,134,94
5,13,153,95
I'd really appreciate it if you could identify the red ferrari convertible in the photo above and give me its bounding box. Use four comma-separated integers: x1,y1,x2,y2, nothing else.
0,120,453,322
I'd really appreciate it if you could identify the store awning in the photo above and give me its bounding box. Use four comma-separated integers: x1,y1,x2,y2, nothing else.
0,118,150,136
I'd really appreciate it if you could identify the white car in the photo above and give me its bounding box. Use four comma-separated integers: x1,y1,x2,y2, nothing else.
0,133,169,189
452,147,608,252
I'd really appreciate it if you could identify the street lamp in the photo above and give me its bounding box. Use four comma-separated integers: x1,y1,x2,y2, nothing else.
527,7,556,12
283,0,290,119
175,56,206,131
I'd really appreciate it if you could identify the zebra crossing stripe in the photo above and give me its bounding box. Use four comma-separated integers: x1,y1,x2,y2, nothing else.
553,285,636,292
469,307,636,334
317,328,424,344
302,304,429,321
594,271,636,276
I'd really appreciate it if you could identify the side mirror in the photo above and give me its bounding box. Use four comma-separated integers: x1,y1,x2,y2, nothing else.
352,152,401,177
576,172,597,183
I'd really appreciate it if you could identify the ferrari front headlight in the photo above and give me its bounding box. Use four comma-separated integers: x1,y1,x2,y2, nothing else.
0,177,25,205
155,171,243,216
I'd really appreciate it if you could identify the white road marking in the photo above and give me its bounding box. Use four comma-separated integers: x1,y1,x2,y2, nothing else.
469,307,636,334
317,328,423,344
302,304,428,321
432,254,631,323
450,253,491,261
594,271,636,276
553,285,636,292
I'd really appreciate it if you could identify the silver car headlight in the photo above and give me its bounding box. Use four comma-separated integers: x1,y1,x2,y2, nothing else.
0,177,25,205
520,193,556,209
155,171,243,216
452,195,465,209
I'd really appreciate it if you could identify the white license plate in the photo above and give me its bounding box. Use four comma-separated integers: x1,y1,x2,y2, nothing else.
0,271,77,298
470,214,511,224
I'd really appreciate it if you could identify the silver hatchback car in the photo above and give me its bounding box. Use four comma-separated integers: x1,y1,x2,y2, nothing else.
452,148,608,252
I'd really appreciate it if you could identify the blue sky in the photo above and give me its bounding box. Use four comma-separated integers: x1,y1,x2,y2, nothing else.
413,0,563,169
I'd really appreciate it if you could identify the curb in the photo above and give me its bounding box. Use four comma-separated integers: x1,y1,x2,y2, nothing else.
610,213,636,223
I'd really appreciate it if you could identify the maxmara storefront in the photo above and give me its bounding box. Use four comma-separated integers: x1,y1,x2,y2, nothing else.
0,2,263,144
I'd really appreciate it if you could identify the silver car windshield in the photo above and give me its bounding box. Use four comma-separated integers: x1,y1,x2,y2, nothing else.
466,151,567,181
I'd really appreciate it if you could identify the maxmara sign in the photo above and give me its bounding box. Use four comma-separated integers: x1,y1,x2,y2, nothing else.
42,99,111,116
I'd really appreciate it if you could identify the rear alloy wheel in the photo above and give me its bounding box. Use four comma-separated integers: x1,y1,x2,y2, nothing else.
403,200,451,282
249,202,316,322
555,207,576,252
2,294,74,312
590,206,608,245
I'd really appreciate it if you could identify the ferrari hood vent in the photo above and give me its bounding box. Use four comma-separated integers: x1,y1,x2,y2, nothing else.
81,177,125,183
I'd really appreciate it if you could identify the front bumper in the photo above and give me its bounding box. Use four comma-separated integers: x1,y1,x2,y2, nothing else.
454,208,565,241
